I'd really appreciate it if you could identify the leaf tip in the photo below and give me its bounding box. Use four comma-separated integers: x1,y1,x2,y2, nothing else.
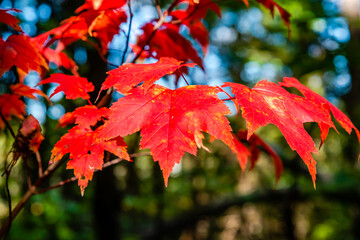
80,186,85,196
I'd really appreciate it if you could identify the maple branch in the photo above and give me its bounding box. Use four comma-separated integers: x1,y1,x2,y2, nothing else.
0,158,66,238
155,0,163,19
35,152,151,194
23,158,33,189
35,151,43,177
121,0,133,65
35,176,77,194
178,69,190,86
84,39,118,67
220,97,235,101
132,0,181,63
0,111,16,139
3,170,12,239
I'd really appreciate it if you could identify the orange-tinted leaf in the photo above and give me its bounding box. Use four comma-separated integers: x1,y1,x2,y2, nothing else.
134,22,203,69
58,112,76,128
239,0,249,7
86,9,127,54
45,8,127,54
0,94,26,129
19,115,44,152
100,85,239,186
51,126,129,195
11,83,49,101
0,8,22,32
279,77,360,148
37,73,94,100
102,57,196,94
224,80,335,187
237,130,283,182
0,34,48,78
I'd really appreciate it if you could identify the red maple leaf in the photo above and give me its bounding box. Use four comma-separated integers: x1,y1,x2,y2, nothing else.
51,126,129,195
31,34,79,75
279,77,360,147
100,84,244,186
102,57,196,94
51,105,128,195
10,83,49,101
0,94,26,129
224,80,336,187
134,22,203,69
0,8,22,32
37,73,94,100
0,34,48,78
58,105,109,128
44,8,127,54
236,130,283,181
85,9,127,54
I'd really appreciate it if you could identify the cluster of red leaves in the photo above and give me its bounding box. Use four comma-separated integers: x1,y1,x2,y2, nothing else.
52,105,130,196
0,0,358,195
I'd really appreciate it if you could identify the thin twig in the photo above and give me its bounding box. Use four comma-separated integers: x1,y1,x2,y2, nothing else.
35,176,77,194
84,39,118,67
35,151,43,177
35,151,151,194
4,168,12,240
155,0,163,19
121,0,133,65
23,158,33,189
0,158,66,238
132,0,181,63
220,97,236,101
0,111,16,139
178,69,190,86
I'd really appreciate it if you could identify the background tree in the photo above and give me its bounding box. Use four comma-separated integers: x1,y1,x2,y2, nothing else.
0,0,359,239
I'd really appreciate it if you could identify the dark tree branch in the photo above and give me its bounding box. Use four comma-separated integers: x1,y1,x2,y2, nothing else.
121,0,133,65
132,0,181,63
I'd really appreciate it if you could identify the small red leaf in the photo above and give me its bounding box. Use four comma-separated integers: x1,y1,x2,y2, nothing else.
134,23,203,69
237,130,283,182
0,34,48,78
11,83,49,101
63,105,109,127
102,57,196,94
0,94,26,129
0,8,22,32
51,126,129,195
37,73,94,100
